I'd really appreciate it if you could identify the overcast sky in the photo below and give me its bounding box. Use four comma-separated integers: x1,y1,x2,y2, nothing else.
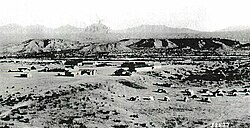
0,0,249,31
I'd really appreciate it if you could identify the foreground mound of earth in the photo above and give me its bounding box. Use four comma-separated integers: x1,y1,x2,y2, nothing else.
0,77,250,127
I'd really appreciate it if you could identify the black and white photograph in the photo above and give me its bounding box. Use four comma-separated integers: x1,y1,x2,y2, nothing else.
0,0,250,127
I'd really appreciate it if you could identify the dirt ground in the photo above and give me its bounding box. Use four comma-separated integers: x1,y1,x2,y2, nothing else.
0,61,250,128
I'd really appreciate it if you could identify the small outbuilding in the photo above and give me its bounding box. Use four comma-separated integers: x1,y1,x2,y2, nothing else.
114,69,132,76
64,67,97,77
19,72,32,78
65,70,81,77
31,66,36,70
201,97,211,103
18,67,29,72
80,69,97,75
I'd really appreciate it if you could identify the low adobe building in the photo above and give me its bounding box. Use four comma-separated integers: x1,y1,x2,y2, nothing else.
64,66,97,77
79,69,96,75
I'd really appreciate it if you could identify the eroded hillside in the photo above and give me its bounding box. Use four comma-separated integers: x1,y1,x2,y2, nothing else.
2,38,245,58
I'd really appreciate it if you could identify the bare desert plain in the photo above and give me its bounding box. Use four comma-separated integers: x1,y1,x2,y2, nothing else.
1,58,250,128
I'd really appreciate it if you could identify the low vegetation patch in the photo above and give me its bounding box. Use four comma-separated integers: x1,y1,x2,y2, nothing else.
118,79,147,89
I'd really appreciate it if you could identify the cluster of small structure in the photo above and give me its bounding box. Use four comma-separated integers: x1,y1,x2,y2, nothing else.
5,59,102,78
2,53,250,127
114,61,153,76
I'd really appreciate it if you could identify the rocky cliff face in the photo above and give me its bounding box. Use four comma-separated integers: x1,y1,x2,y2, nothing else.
84,23,110,33
128,38,239,50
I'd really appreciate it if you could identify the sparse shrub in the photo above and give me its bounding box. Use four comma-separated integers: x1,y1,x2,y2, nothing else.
118,80,147,89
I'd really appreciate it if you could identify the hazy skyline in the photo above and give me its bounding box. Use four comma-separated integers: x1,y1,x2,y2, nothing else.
0,0,249,31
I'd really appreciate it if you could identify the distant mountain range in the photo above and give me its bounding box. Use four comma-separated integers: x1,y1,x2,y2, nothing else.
113,25,199,34
217,26,250,32
1,23,250,35
1,23,250,55
0,24,201,36
0,23,110,34
0,23,112,51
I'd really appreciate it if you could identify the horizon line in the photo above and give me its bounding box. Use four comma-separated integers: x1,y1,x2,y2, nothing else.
0,23,249,32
